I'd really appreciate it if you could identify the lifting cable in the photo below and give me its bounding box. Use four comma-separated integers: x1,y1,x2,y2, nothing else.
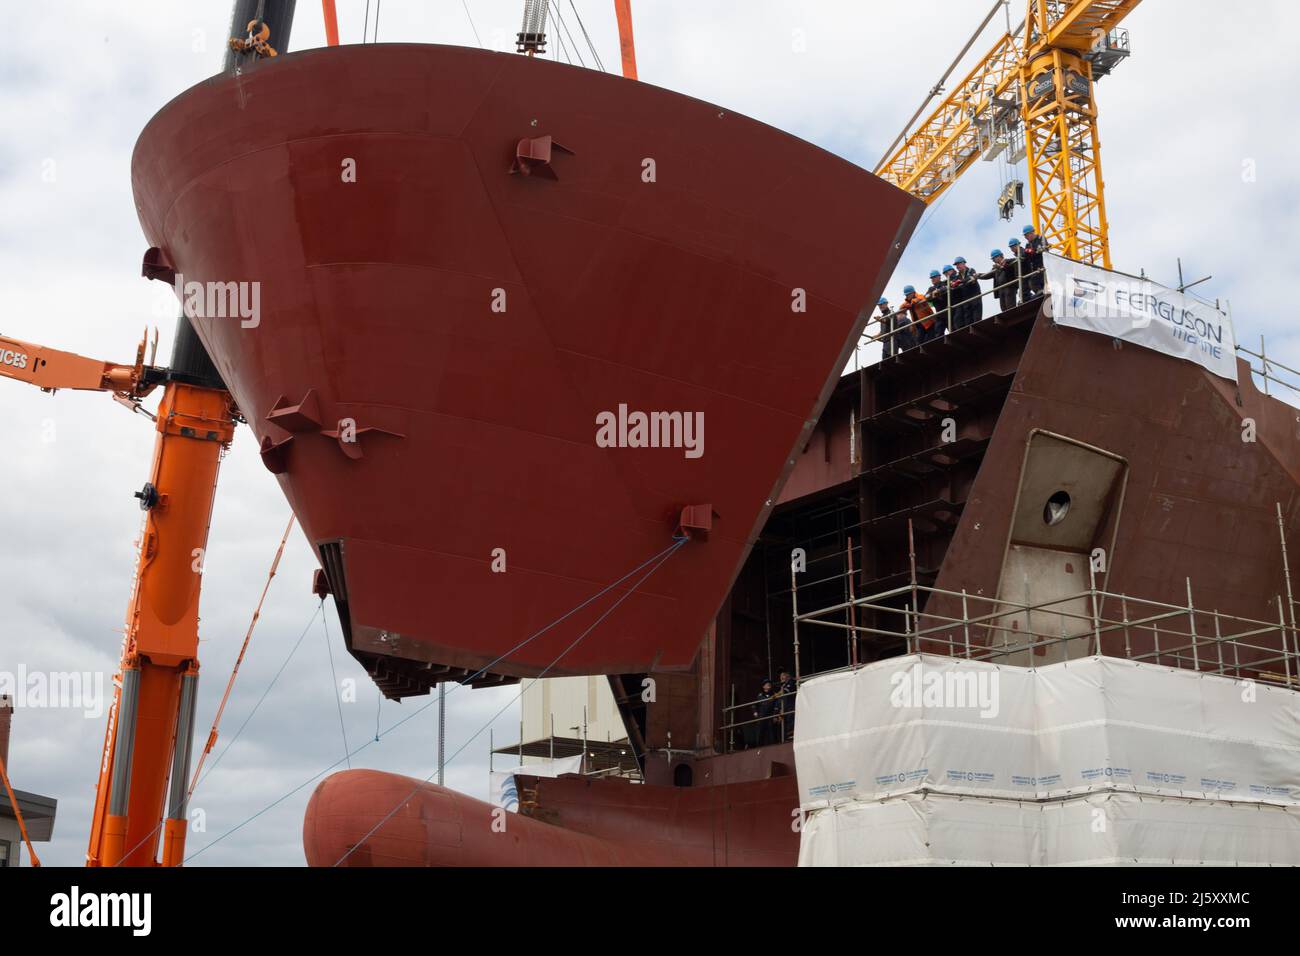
321,601,351,769
112,516,303,866
568,0,606,71
183,533,690,863
331,533,688,865
549,0,585,68
460,0,483,47
115,599,321,866
187,515,296,800
548,3,573,65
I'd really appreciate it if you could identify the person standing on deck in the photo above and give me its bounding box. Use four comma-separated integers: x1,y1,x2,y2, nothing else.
753,679,779,746
777,668,797,742
979,249,1020,313
876,296,898,359
1021,225,1048,298
901,285,938,345
925,269,951,338
937,265,958,334
1007,237,1029,302
951,256,982,329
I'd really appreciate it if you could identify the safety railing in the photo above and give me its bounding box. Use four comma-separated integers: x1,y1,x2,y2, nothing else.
720,691,797,752
789,507,1300,693
852,266,1045,370
796,578,1299,687
1238,337,1300,399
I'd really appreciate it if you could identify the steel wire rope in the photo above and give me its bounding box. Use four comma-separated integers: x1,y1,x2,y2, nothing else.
182,535,689,863
330,535,688,865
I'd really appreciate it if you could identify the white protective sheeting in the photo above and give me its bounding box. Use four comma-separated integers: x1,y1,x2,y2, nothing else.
794,655,1300,809
798,792,1300,866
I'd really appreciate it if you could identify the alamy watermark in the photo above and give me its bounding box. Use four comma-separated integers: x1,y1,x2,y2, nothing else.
0,666,105,718
888,663,1000,718
595,404,704,459
174,272,261,328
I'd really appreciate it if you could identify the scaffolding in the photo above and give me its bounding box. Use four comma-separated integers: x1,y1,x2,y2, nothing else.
791,507,1300,693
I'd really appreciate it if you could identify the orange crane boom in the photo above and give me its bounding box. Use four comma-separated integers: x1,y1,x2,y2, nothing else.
0,329,235,866
0,330,158,406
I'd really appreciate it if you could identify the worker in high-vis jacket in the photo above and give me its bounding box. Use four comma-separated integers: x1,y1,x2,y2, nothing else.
979,248,1020,312
901,284,938,345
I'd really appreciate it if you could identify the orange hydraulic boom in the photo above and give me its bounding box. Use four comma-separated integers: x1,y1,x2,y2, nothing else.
0,329,236,865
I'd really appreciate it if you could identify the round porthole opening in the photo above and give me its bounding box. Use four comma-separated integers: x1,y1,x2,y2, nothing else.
1043,490,1071,526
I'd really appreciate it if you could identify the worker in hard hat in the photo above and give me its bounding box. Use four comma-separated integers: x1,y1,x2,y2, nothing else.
1021,225,1047,298
1007,237,1030,302
901,284,938,345
925,268,951,338
937,265,959,333
876,296,900,359
951,255,982,329
979,248,1020,312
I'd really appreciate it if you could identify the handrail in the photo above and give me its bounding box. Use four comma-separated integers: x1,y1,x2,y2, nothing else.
852,267,1045,370
791,574,1299,692
1237,339,1300,398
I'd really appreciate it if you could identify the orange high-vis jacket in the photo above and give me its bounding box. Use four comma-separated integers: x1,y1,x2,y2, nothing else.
903,291,935,329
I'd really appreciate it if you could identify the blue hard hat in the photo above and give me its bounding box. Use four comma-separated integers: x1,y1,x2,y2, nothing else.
942,265,956,274
903,284,916,294
1008,237,1021,246
878,296,889,305
929,269,941,278
991,249,1003,259
1023,225,1035,234
954,256,967,265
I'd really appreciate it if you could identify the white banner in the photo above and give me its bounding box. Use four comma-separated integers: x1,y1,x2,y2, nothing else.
1044,253,1238,383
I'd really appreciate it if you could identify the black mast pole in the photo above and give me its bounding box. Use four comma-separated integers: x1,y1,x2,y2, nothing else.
166,0,298,386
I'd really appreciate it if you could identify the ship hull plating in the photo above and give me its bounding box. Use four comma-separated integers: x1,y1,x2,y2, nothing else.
131,44,921,694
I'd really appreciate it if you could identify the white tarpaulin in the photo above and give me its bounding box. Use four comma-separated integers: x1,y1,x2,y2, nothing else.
1044,253,1238,382
490,753,584,812
799,791,1300,867
794,655,1300,808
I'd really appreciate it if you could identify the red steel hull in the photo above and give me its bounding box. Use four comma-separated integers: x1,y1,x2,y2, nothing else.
303,768,798,867
130,44,919,693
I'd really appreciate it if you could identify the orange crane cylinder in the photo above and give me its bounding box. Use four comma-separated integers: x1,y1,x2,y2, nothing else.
87,381,235,866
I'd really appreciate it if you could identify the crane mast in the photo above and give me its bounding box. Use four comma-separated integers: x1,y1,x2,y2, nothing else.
875,0,1143,268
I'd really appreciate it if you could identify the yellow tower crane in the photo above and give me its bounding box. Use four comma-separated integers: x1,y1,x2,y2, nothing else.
875,0,1144,268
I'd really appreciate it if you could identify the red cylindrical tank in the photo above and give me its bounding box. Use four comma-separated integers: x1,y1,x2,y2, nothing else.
303,769,706,866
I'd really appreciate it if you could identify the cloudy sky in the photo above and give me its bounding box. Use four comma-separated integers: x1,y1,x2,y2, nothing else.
2,1,1295,867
